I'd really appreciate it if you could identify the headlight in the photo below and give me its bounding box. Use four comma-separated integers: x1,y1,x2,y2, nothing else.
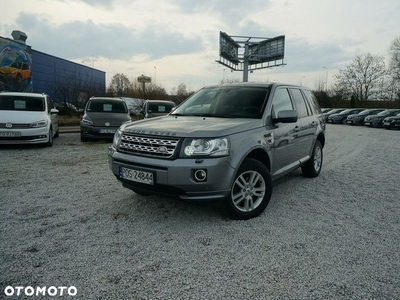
113,130,122,148
30,119,48,128
181,137,229,157
81,118,93,125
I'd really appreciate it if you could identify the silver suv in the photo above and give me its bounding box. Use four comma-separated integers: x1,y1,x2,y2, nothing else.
108,83,326,219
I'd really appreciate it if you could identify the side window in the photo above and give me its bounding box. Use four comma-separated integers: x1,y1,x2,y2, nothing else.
303,90,322,114
46,97,54,112
289,88,309,118
271,88,293,119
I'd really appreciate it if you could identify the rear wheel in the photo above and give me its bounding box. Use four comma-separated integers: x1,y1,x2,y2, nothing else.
301,140,323,178
223,158,272,220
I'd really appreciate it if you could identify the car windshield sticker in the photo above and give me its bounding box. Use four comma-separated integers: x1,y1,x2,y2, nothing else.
103,104,112,111
14,100,26,109
159,106,166,112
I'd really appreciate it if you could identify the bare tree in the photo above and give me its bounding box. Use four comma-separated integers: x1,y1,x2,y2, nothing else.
388,35,400,100
107,73,131,96
333,53,386,103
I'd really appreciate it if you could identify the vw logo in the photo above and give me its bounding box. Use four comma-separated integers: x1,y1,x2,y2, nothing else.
157,146,168,153
5,122,13,129
105,122,110,127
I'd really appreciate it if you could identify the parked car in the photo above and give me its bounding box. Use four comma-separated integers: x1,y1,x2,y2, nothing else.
0,92,59,146
364,109,400,127
108,82,326,220
330,108,365,124
140,100,176,118
346,108,385,125
321,108,333,113
382,113,400,129
324,108,345,122
80,97,131,142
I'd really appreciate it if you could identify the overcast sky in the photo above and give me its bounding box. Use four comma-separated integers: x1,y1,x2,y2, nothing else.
1,0,399,94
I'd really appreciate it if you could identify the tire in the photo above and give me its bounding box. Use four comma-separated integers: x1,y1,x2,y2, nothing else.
46,128,53,147
223,158,272,220
341,118,347,124
81,136,88,142
54,129,59,138
301,140,323,178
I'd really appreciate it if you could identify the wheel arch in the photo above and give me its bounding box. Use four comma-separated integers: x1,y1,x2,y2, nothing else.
317,132,325,148
244,148,271,172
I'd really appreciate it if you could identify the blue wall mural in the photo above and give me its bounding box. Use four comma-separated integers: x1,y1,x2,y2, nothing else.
0,38,33,92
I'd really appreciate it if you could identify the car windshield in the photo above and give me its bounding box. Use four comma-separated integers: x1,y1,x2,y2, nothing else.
148,102,175,113
338,109,353,115
87,100,127,113
0,95,45,111
326,109,342,114
378,110,398,116
171,86,269,119
358,110,374,115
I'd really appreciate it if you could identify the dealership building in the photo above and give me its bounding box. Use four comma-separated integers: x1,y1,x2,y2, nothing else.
0,30,105,106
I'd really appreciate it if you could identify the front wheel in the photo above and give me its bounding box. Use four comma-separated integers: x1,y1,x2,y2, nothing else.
223,158,272,220
45,128,53,147
301,140,323,178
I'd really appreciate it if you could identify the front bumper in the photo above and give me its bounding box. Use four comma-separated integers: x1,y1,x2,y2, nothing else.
80,124,118,140
108,146,235,201
0,127,49,145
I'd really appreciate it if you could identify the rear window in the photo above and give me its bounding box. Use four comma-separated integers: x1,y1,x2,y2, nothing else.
0,95,45,111
87,100,127,113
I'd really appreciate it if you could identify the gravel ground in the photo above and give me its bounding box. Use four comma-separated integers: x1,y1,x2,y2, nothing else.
0,124,399,299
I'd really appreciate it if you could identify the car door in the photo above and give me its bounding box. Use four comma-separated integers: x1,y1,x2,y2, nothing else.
289,88,316,162
46,96,59,134
269,87,304,177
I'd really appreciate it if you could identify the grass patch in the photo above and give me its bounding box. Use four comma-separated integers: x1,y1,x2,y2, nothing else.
59,115,81,126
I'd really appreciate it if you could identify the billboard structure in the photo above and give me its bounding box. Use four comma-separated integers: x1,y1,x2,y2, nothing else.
216,31,286,82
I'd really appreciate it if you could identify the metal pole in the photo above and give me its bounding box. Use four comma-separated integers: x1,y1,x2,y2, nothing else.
243,41,249,82
323,67,328,91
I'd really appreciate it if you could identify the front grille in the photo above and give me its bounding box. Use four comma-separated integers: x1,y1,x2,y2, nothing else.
0,123,30,129
119,133,180,158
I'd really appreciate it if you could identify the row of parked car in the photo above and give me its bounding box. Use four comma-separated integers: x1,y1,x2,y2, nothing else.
323,108,400,129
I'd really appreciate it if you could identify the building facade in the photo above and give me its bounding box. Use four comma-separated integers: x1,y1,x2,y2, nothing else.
0,31,105,108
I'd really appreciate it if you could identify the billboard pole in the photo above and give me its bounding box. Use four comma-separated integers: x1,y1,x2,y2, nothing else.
243,40,250,82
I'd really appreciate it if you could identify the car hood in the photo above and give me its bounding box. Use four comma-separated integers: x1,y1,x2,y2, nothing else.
384,116,400,121
121,115,263,138
366,114,380,120
347,114,358,118
0,110,46,123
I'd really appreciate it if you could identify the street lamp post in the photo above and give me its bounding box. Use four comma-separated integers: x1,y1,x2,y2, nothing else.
323,67,328,92
300,76,305,86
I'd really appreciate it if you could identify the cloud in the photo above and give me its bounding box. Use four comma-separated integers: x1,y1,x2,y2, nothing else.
15,12,204,61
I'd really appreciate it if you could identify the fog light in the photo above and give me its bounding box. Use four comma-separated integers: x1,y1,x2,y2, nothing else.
194,169,207,182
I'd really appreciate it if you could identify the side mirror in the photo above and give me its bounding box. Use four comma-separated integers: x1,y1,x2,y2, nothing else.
50,108,59,115
273,110,298,123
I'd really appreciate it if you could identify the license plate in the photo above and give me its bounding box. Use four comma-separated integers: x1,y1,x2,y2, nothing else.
100,129,116,134
0,131,21,137
119,167,154,185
